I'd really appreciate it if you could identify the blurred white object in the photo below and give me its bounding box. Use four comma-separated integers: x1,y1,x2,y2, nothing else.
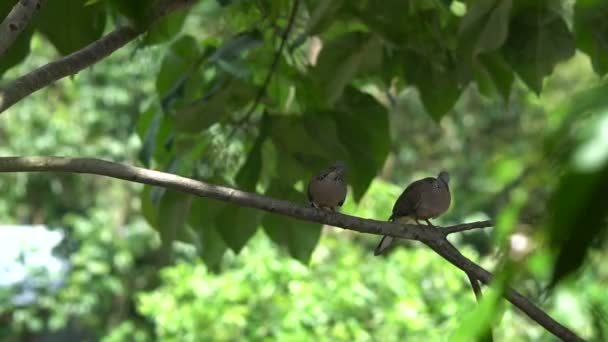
0,225,67,303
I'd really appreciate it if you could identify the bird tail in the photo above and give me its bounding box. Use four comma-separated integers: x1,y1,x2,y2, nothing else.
374,235,394,256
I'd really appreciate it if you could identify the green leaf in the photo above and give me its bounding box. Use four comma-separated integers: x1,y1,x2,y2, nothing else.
136,103,176,167
156,35,201,97
0,29,32,78
305,0,346,35
474,52,514,101
157,190,193,246
262,181,322,263
173,79,256,133
333,87,390,201
503,7,576,94
349,0,412,45
451,268,511,342
459,0,512,55
208,30,264,63
215,205,262,253
458,0,514,99
403,52,462,121
142,10,188,46
312,32,382,107
268,116,333,173
140,185,159,228
188,198,228,270
546,153,608,288
268,114,350,188
108,0,153,29
235,121,267,192
34,0,105,55
573,0,608,76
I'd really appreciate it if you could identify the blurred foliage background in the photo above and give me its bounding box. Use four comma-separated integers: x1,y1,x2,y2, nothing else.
1,0,608,341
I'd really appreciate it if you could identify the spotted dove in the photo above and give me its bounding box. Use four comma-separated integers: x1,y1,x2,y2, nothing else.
374,171,451,255
307,161,347,211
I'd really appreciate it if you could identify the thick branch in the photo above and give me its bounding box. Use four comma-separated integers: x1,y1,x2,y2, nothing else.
0,0,46,57
0,26,137,113
0,156,584,342
0,0,196,114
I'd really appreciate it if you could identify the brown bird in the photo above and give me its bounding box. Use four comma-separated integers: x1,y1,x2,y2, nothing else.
307,161,347,211
374,171,451,255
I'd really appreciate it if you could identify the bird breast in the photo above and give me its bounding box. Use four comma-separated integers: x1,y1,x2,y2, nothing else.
309,177,346,206
415,185,451,219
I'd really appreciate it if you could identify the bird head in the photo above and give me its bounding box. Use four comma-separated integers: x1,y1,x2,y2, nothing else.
332,160,347,172
438,171,450,184
326,160,347,180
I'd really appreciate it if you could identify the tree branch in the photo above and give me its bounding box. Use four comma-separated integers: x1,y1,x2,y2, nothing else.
443,220,494,235
467,271,483,302
0,0,197,114
425,239,584,342
0,0,46,58
0,156,584,342
233,0,300,130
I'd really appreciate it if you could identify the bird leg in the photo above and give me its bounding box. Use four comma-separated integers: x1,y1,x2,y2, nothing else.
415,219,423,226
425,219,435,227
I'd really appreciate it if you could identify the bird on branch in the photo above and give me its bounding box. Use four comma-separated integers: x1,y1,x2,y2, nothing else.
307,161,347,212
375,171,451,255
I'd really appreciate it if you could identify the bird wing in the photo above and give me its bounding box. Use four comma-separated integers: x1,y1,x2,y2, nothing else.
307,180,314,204
391,177,435,218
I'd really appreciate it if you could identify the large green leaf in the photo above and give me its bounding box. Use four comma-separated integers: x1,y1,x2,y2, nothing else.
573,0,608,76
403,51,462,121
268,115,335,177
34,0,105,55
262,181,322,264
547,164,608,289
503,6,575,94
458,0,513,99
188,198,228,270
108,0,153,29
135,103,176,167
305,0,346,36
474,52,514,100
312,32,382,107
216,205,262,253
156,35,201,97
140,185,159,228
235,116,269,191
459,0,512,55
142,10,189,46
157,190,193,246
0,30,32,79
173,79,256,133
333,87,390,201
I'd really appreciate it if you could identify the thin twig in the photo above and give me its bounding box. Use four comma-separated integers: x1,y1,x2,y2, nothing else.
0,0,46,58
0,156,585,342
231,0,300,134
467,271,483,302
0,0,197,114
443,220,494,235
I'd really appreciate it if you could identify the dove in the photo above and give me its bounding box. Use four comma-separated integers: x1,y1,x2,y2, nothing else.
307,161,347,211
374,171,451,255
